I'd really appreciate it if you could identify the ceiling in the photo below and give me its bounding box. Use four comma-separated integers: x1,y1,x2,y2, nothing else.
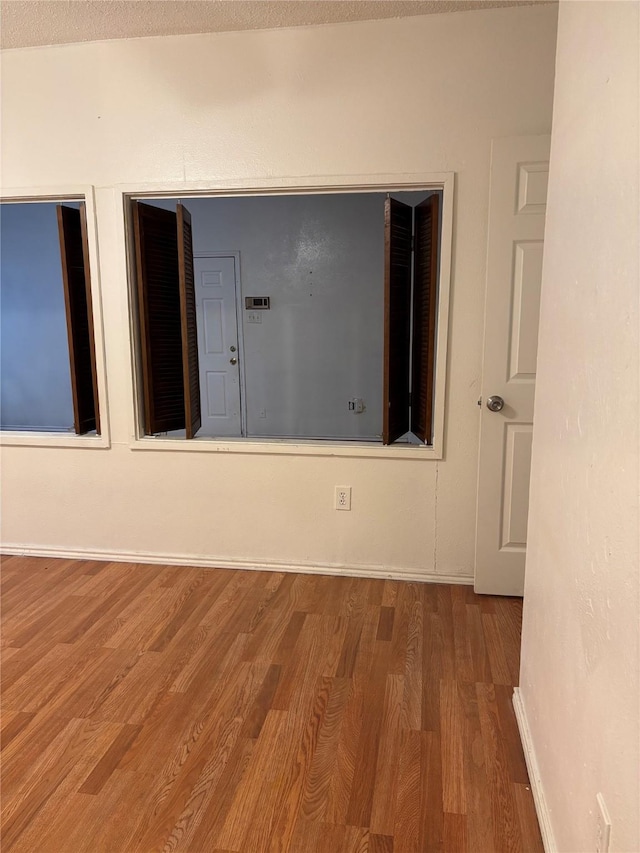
1,0,551,51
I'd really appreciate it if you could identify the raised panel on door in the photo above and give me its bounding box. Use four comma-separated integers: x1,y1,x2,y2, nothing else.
501,423,533,549
509,241,544,381
205,371,230,417
202,298,225,354
475,135,550,596
194,256,242,437
517,162,550,214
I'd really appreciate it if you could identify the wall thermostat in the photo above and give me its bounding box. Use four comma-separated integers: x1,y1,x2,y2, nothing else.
245,296,270,309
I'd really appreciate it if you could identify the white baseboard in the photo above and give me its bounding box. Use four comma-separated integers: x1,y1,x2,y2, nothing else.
512,687,557,852
0,543,473,587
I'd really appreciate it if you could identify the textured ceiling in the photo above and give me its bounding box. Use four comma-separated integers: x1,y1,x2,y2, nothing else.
0,0,551,50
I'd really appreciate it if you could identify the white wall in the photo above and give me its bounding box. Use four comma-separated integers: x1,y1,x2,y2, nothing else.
519,2,639,850
0,6,557,578
0,202,75,430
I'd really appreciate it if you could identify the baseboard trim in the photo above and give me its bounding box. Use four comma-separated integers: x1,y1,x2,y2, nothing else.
0,544,473,587
512,687,557,852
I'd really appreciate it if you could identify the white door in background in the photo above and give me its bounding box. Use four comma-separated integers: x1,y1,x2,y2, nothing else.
194,256,242,437
475,135,550,596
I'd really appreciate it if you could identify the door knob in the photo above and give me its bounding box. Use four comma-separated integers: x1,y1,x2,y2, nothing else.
229,357,238,365
486,395,505,412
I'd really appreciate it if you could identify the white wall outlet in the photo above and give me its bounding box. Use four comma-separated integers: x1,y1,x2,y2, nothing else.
596,793,612,853
348,397,365,414
335,486,352,511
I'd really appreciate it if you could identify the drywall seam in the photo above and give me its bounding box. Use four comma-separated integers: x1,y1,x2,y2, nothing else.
0,544,473,585
513,687,557,852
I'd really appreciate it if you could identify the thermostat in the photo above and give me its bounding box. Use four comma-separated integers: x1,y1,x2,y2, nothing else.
245,296,271,309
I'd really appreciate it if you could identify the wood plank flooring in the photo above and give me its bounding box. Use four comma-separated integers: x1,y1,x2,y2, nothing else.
0,556,543,852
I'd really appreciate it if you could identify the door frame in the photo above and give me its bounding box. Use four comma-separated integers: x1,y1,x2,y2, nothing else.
194,250,247,437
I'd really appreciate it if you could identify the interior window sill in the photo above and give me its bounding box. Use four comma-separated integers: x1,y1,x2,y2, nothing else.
0,431,110,449
130,435,442,460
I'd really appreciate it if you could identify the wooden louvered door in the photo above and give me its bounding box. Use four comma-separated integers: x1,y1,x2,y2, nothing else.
411,194,440,444
133,201,186,435
383,197,413,444
134,201,201,438
176,204,201,438
57,203,100,435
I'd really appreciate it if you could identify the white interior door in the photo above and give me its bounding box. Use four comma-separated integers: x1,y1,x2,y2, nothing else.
195,255,242,437
475,135,550,595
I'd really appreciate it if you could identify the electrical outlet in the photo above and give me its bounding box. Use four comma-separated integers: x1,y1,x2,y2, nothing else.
596,793,612,853
335,486,352,511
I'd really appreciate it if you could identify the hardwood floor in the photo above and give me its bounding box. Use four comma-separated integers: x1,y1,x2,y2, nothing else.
0,556,543,852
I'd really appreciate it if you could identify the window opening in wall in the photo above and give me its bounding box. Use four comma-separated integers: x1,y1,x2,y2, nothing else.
0,199,100,435
129,190,442,446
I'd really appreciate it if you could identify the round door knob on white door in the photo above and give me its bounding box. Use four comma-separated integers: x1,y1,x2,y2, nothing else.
486,395,505,412
229,357,238,365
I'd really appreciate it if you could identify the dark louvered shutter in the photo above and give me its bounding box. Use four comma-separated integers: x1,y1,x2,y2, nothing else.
133,201,185,434
383,197,413,444
411,194,440,444
176,204,201,439
57,203,100,435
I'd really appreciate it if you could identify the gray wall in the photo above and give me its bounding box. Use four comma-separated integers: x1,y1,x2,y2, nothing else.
148,191,431,439
1,202,75,430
